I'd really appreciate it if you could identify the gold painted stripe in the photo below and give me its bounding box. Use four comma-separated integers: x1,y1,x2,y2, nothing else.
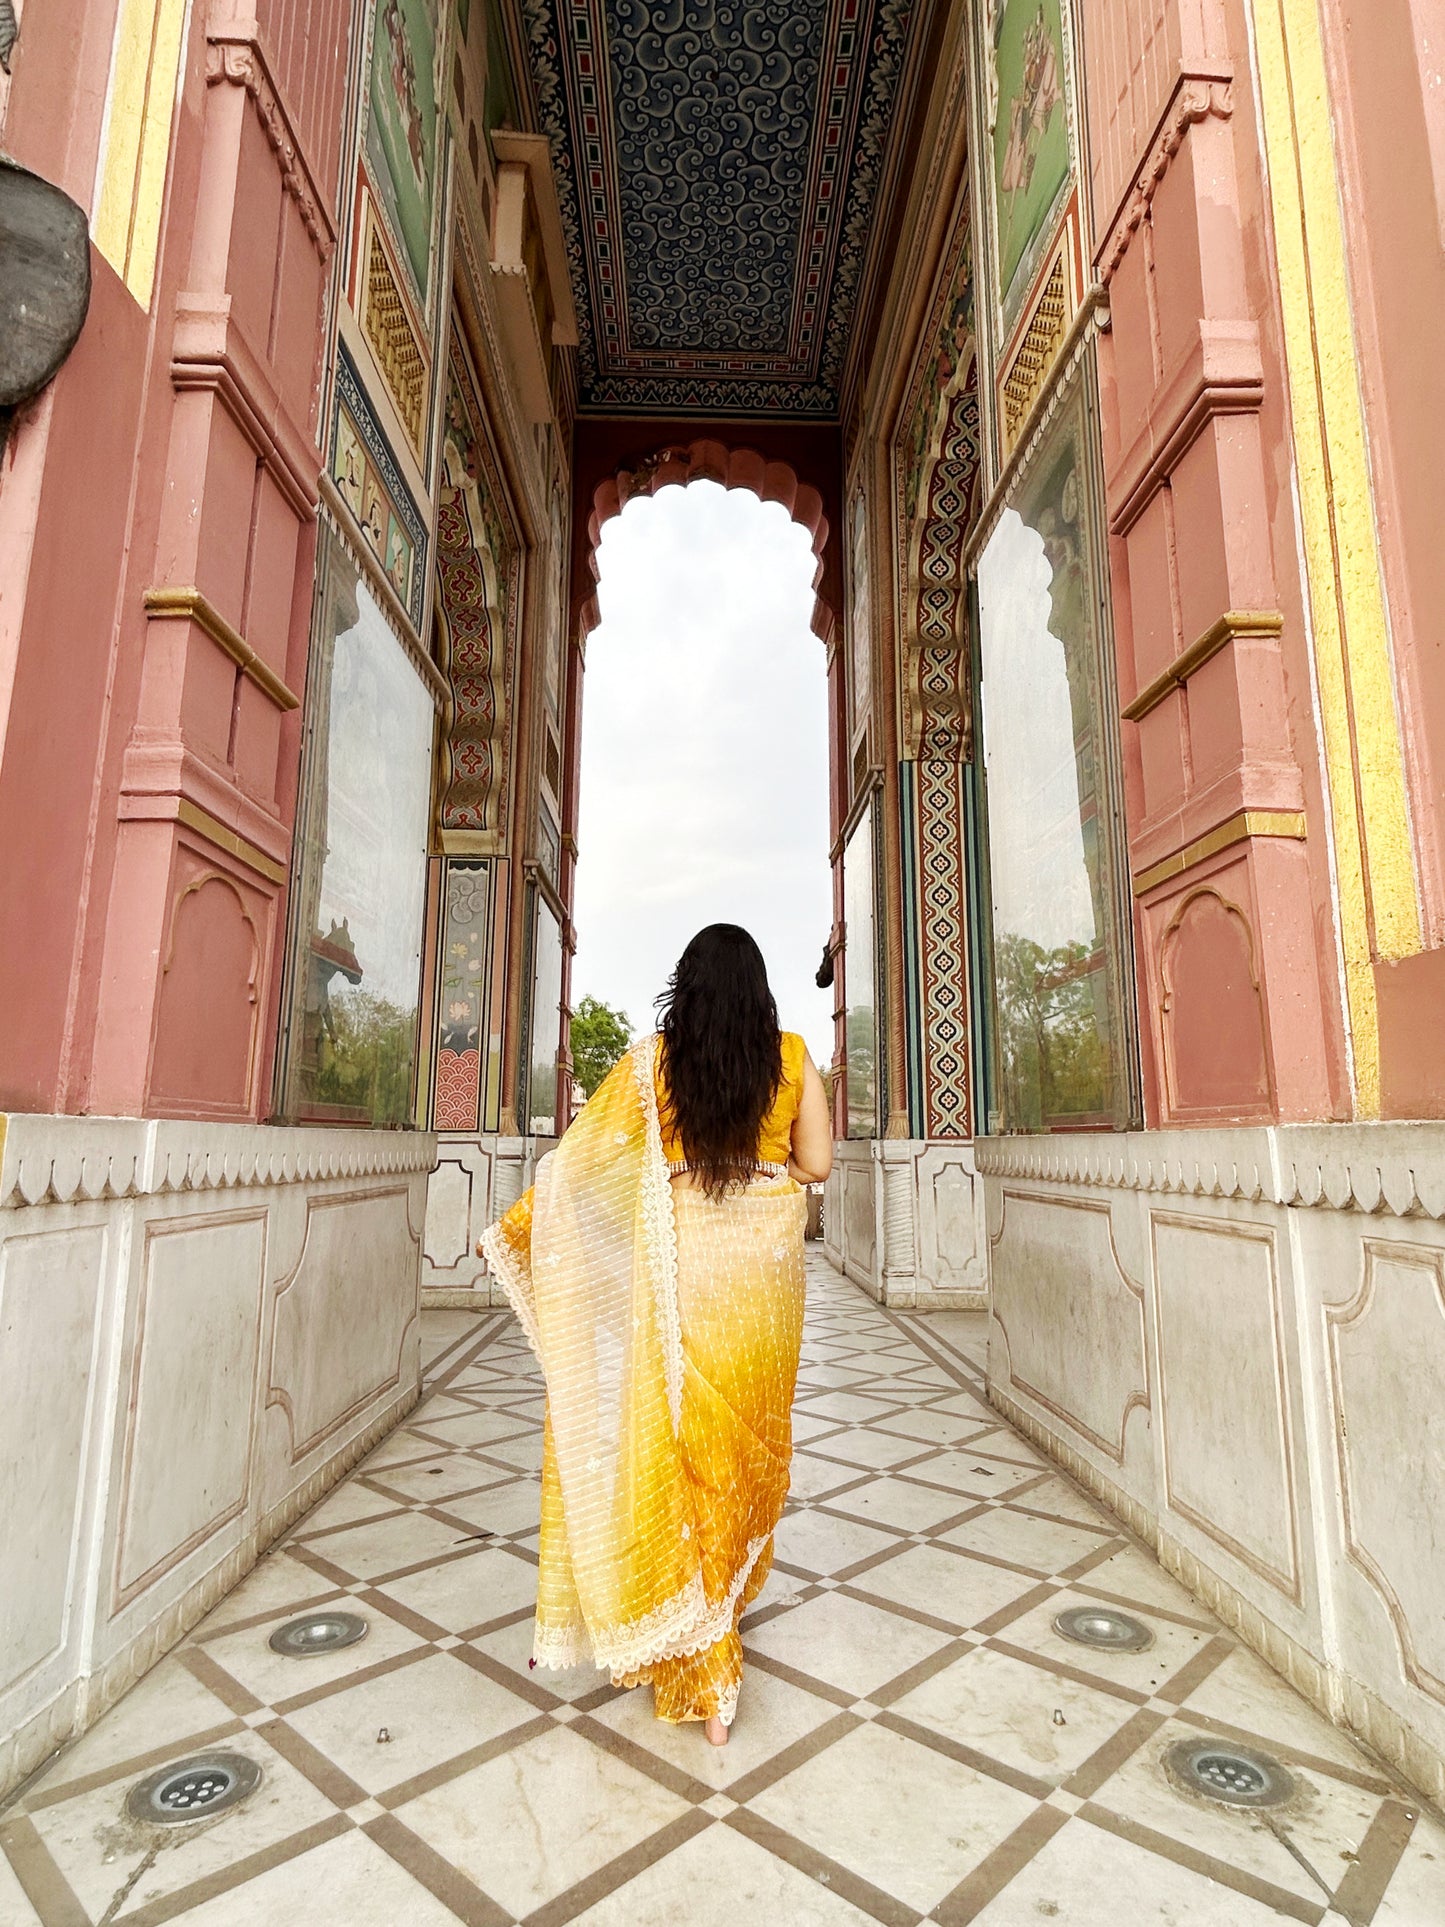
1132,811,1307,898
175,800,288,885
94,0,190,306
1123,612,1284,722
1252,0,1422,1113
144,587,300,711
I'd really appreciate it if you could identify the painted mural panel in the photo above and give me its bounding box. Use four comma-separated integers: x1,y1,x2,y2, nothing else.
283,527,436,1124
975,364,1132,1130
529,898,564,1134
436,320,522,836
986,0,1072,330
332,340,427,630
849,491,871,722
434,859,492,1130
366,0,441,306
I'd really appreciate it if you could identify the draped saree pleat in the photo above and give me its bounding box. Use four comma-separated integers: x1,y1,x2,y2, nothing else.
480,1037,806,1724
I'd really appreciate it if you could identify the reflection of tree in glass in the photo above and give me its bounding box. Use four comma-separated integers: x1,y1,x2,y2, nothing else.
846,1004,876,1129
312,992,416,1123
994,932,1109,1128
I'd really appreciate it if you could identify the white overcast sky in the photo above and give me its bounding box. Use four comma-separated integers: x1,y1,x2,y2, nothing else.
572,481,835,1066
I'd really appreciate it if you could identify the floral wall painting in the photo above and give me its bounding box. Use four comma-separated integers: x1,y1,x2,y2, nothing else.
434,858,491,1130
986,0,1072,328
366,0,441,306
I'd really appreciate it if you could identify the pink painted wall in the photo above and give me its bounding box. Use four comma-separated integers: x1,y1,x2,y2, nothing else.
0,0,353,1119
1079,0,1350,1124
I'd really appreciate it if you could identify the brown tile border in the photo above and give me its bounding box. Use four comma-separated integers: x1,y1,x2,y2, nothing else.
0,1812,91,1926
254,1714,368,1809
737,1647,866,1712
523,1807,716,1927
723,1709,862,1806
1068,1571,1221,1633
189,1578,347,1646
724,1805,926,1926
865,1636,975,1711
834,1580,976,1639
21,1716,247,1813
973,1580,1058,1637
378,1713,555,1809
1152,1631,1237,1703
569,1712,713,1804
983,1636,1150,1707
367,1810,515,1927
270,1640,439,1717
1077,1799,1327,1923
930,1801,1071,1926
1168,1705,1395,1798
875,1709,1055,1802
449,1637,566,1712
1332,1797,1419,1926
1062,1706,1166,1799
177,1642,265,1714
122,1813,354,1927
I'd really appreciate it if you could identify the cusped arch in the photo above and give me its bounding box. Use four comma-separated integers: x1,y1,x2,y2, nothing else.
579,439,836,643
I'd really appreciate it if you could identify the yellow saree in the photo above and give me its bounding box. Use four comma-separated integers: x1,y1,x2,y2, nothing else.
480,1036,806,1724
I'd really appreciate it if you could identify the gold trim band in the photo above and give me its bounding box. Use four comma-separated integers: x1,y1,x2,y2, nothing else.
1133,810,1306,897
1123,611,1284,722
144,587,300,711
175,800,288,885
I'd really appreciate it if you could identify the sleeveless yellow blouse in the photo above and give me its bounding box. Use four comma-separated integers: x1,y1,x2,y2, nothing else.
656,1030,807,1169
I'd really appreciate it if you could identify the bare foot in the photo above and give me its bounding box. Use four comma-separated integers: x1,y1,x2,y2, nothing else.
703,1715,729,1747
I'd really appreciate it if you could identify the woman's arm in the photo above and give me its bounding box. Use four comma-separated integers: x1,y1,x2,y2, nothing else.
787,1053,834,1185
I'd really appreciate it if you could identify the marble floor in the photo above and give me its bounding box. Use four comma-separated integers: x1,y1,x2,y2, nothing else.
3,1255,1442,1926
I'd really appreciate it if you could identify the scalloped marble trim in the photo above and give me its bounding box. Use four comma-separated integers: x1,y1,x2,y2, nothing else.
974,1125,1445,1222
0,1115,437,1210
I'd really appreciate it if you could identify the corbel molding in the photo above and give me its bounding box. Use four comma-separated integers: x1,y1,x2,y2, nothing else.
1123,610,1284,722
144,586,300,712
1131,808,1307,897
206,32,336,260
1096,68,1234,285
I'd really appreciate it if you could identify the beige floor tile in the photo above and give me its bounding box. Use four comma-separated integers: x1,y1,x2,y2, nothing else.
26,1657,240,1796
191,1551,341,1638
474,1614,612,1702
997,1587,1210,1696
0,1843,43,1925
786,1453,869,1501
746,1588,951,1698
942,1507,1114,1575
970,1814,1300,1924
403,1406,538,1447
395,1721,690,1918
301,1508,479,1581
1078,1545,1220,1621
804,1427,935,1471
875,1406,994,1446
291,1482,406,1537
472,1432,545,1473
27,1727,339,1921
740,1565,811,1620
589,1665,839,1789
1176,1648,1381,1770
796,1364,878,1389
373,1542,537,1632
849,1542,1040,1629
361,1426,460,1468
750,1717,1038,1911
1009,1473,1117,1527
896,1451,1045,1499
166,1820,463,1925
824,1474,979,1535
795,1391,902,1424
1374,1808,1445,1923
285,1649,535,1793
890,1644,1141,1781
570,1815,877,1925
196,1594,428,1708
789,1411,848,1443
773,1505,904,1575
439,1478,544,1538
358,1455,506,1504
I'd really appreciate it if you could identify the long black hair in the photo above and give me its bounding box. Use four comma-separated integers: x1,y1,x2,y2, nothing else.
657,924,782,1200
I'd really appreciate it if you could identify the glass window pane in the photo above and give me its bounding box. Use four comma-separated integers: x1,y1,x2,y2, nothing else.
975,370,1133,1131
282,528,435,1125
528,899,564,1134
844,805,878,1139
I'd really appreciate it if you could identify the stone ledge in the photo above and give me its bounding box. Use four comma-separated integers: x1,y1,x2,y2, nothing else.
974,1123,1445,1221
0,1114,438,1209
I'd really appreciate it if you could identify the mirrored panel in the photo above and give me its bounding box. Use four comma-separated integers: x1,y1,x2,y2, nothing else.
844,802,879,1139
975,367,1133,1131
280,527,436,1125
528,896,564,1135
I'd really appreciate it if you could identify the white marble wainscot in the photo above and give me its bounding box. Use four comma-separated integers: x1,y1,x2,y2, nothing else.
0,1113,434,1802
823,1138,987,1309
421,1134,553,1307
976,1122,1445,1811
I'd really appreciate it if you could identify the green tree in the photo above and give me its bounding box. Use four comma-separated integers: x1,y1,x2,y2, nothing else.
570,994,632,1098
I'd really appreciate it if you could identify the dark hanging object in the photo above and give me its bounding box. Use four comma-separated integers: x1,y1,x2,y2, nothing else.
0,158,92,443
815,945,835,990
0,0,17,75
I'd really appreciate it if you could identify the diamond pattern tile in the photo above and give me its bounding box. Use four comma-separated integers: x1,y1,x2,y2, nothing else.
3,1252,1426,1927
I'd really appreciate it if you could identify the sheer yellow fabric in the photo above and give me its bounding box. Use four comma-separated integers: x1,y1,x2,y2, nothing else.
480,1037,806,1723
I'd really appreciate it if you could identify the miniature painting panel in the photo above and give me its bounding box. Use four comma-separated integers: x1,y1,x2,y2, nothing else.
285,530,436,1125
435,858,491,1130
989,0,1071,323
367,0,440,305
975,373,1130,1130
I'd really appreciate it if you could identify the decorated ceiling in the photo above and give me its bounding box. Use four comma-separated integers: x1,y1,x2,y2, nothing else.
519,0,918,416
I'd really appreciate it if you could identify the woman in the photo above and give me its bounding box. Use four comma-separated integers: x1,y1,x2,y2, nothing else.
480,924,833,1745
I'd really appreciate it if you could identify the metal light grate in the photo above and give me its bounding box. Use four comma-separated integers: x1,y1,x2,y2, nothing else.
268,1610,369,1657
126,1752,261,1826
1052,1606,1154,1653
1164,1738,1296,1810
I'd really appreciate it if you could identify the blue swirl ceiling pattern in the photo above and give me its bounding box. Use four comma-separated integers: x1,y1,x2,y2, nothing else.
520,0,917,415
